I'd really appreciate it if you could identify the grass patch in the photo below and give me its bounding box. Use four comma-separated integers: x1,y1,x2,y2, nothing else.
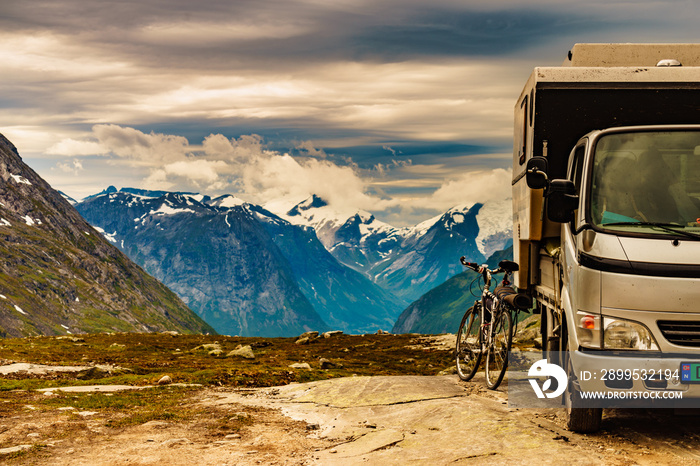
0,332,454,390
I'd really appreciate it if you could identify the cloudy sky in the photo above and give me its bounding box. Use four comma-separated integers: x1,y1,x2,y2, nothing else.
1,0,699,225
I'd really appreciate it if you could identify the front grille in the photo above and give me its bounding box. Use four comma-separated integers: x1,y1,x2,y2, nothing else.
658,320,700,347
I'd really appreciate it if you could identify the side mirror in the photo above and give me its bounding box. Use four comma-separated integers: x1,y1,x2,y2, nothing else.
526,156,549,189
547,179,579,223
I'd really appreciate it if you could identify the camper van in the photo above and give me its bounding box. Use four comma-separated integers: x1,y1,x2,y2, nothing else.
513,44,700,432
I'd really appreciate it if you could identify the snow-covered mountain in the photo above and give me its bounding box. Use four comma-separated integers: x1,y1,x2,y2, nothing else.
75,189,405,336
274,195,513,302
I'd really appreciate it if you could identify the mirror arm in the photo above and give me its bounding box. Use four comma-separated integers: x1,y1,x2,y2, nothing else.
573,223,593,235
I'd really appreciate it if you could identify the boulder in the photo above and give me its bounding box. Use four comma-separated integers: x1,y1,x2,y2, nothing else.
228,345,255,360
158,375,172,385
319,358,336,369
289,363,312,370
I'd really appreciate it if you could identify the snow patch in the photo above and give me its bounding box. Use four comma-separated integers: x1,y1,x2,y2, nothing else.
0,294,6,299
0,218,10,227
411,213,442,237
14,305,27,315
93,226,117,243
10,174,31,185
22,215,36,226
213,195,246,208
149,204,195,216
475,199,513,258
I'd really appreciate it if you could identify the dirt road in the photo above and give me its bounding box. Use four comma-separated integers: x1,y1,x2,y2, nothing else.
4,373,699,465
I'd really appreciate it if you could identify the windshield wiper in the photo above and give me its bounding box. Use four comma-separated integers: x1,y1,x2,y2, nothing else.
602,221,700,240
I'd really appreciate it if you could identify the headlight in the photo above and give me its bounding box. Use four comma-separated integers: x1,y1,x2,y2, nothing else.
603,317,659,351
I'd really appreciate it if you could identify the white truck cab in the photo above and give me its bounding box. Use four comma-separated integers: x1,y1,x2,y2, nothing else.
513,45,700,432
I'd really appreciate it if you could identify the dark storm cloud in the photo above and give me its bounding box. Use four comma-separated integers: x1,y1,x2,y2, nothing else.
0,1,636,69
349,10,616,60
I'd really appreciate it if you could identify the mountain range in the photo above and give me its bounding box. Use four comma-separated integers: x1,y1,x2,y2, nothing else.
76,189,513,336
0,134,214,338
277,195,513,303
75,190,406,336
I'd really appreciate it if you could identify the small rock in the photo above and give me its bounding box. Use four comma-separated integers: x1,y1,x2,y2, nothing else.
26,433,40,439
192,343,221,352
56,336,85,342
76,366,109,380
109,343,126,349
322,330,343,338
289,363,312,370
376,329,390,335
306,423,320,431
227,345,255,360
295,331,320,344
0,445,32,456
250,341,272,348
161,331,179,336
319,358,336,369
162,438,191,447
225,434,242,440
209,349,224,357
158,375,172,385
438,366,457,376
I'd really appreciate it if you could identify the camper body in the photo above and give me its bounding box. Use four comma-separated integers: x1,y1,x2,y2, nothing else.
513,44,700,431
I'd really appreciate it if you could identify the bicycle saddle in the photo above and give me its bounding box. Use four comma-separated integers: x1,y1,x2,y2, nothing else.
498,260,519,272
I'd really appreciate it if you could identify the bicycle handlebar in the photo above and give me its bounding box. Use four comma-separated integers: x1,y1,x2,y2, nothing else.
460,256,501,275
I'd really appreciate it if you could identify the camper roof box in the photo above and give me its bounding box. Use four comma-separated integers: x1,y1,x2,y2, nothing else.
564,43,700,67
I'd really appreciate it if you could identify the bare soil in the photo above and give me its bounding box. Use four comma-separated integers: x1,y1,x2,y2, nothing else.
0,333,698,465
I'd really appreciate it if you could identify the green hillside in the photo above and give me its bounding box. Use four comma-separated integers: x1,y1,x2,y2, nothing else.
392,246,514,334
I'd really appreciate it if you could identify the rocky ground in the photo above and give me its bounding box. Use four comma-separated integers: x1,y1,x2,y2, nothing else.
0,329,698,465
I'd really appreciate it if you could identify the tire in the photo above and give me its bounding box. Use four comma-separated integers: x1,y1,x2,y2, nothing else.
563,338,603,433
485,308,512,390
456,303,482,381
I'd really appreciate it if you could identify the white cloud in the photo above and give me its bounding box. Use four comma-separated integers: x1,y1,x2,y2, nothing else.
55,158,84,175
41,125,514,223
47,139,107,156
145,159,229,188
296,140,327,159
92,124,190,163
418,168,512,211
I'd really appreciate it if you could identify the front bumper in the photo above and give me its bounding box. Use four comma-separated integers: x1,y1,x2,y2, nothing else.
572,349,700,406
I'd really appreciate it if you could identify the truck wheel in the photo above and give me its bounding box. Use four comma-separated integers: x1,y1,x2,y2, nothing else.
563,339,602,433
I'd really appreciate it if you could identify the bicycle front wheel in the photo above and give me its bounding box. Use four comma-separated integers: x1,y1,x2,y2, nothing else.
485,308,513,390
455,302,482,381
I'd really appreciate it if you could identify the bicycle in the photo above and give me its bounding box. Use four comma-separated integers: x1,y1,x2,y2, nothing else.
455,257,532,389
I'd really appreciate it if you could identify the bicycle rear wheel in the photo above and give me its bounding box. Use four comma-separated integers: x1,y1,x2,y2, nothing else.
485,307,513,390
455,303,482,381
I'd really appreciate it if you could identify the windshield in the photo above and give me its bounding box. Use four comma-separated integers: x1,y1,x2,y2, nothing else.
590,130,700,236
